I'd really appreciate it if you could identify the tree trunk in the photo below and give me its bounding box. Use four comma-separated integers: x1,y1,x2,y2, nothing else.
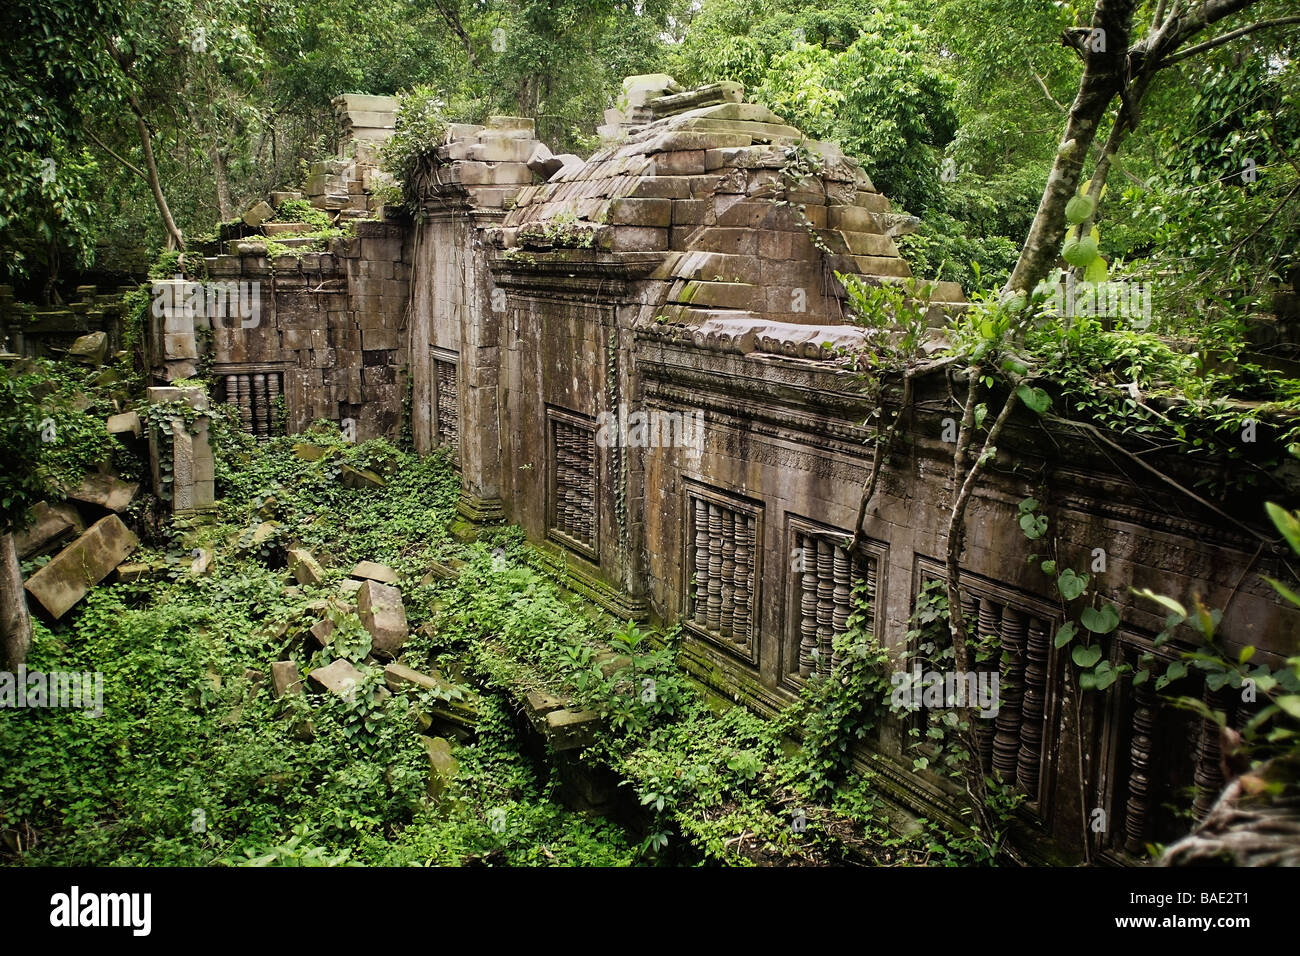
1004,0,1138,296
0,532,32,671
210,140,233,222
130,97,185,252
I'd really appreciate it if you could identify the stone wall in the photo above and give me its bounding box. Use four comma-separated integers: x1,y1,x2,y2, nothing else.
136,74,1300,862
404,75,1300,862
151,219,410,441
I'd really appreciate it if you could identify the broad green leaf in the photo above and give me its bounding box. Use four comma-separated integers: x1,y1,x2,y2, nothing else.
1064,194,1095,225
1072,644,1102,668
1132,588,1186,620
1080,603,1120,634
1057,568,1088,600
1054,621,1077,647
1083,256,1108,283
1016,384,1051,414
1093,662,1118,690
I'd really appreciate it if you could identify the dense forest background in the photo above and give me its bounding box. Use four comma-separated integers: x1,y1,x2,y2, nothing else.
2,0,1297,324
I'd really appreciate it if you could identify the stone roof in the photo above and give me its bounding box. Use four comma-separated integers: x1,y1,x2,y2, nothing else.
493,74,964,345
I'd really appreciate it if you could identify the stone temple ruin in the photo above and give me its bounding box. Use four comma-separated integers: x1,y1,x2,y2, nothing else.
123,74,1300,861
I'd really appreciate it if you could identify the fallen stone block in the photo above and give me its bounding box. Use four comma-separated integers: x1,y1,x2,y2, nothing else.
351,560,397,584
526,142,559,179
309,618,334,648
544,708,601,752
384,662,479,725
271,661,303,697
251,521,280,546
106,411,142,437
307,658,364,696
357,580,407,657
114,562,152,583
67,331,107,366
422,736,459,799
525,689,566,718
341,463,385,489
66,473,138,513
338,578,363,597
287,548,326,586
242,200,275,227
14,501,84,558
293,442,329,461
24,514,139,618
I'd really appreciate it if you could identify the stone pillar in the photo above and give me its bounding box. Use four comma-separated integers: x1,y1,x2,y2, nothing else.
146,386,216,512
149,278,209,381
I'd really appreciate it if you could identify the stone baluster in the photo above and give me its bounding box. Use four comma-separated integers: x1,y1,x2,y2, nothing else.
719,511,736,639
706,503,722,633
1123,676,1158,855
693,498,709,627
972,595,999,771
732,516,752,648
831,546,850,668
1193,682,1232,821
1016,616,1049,798
798,535,818,677
816,538,833,678
992,603,1026,780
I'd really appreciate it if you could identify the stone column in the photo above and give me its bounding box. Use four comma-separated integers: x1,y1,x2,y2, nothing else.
146,385,216,512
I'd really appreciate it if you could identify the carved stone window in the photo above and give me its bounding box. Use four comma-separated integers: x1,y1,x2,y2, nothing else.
783,517,885,687
218,367,285,438
432,350,459,460
911,565,1056,806
684,482,761,664
1102,636,1254,858
547,408,597,559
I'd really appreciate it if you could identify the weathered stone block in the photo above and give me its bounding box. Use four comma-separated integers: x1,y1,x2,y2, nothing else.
271,660,303,697
106,411,142,437
357,579,407,657
288,548,326,586
66,473,138,513
602,226,668,253
307,658,364,696
14,501,84,558
607,198,672,228
649,150,706,176
352,561,397,583
24,515,138,618
114,562,152,583
67,331,107,366
242,201,275,227
422,736,459,799
543,708,601,751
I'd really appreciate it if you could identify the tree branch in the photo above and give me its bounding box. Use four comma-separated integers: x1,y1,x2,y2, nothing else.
1161,16,1300,65
83,129,146,181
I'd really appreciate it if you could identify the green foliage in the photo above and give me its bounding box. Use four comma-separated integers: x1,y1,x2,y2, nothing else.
272,199,331,230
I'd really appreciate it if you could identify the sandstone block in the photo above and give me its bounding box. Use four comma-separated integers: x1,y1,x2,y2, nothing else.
351,561,397,584
357,580,407,657
242,201,275,227
66,473,138,513
307,658,364,696
422,736,458,799
341,464,385,489
24,514,138,618
67,332,107,366
271,660,303,697
106,411,142,437
288,548,326,586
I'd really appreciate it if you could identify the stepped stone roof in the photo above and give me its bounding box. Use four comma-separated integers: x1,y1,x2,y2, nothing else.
493,75,964,353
